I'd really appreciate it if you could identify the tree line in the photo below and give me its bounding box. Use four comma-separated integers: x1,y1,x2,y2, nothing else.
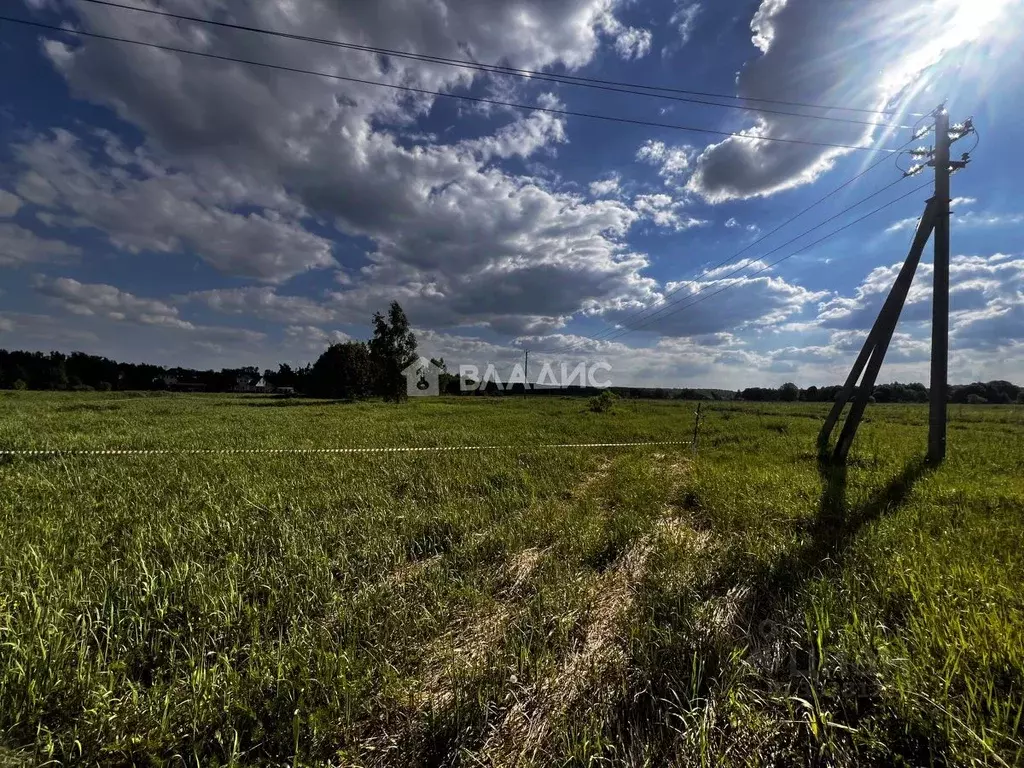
1,301,1021,404
0,302,421,401
732,381,1024,405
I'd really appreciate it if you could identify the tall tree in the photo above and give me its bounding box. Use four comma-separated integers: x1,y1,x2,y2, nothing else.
309,342,373,399
369,302,417,402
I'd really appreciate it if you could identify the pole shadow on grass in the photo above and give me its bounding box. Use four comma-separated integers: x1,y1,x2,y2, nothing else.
749,452,932,626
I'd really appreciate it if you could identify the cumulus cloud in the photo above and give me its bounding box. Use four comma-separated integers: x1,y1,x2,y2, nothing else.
636,140,697,186
19,0,663,332
589,174,621,198
611,27,653,60
33,276,267,346
12,130,335,282
34,275,195,329
182,287,337,325
0,222,80,267
633,194,708,231
283,325,353,353
687,0,1014,202
599,267,826,338
814,253,1024,353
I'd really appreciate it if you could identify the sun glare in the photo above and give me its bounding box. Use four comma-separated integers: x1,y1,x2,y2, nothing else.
876,0,1017,121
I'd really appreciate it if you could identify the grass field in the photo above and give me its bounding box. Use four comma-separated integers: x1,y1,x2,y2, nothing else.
1,392,1022,766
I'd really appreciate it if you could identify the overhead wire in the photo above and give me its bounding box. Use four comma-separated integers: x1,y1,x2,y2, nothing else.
610,180,932,339
73,0,898,120
549,177,930,354
577,135,918,347
0,15,904,153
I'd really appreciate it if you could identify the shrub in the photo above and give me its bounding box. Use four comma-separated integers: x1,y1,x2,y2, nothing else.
589,390,619,413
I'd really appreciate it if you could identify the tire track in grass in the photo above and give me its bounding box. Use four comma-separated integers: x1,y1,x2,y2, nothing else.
350,454,617,759
477,453,694,765
406,457,619,715
477,537,655,765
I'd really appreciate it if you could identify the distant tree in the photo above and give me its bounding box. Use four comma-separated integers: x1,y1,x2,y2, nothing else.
13,379,27,391
966,393,988,405
46,353,69,391
309,342,373,399
369,301,417,402
273,363,297,389
778,382,799,402
431,357,457,394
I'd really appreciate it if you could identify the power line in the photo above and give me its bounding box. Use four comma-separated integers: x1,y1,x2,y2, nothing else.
73,0,897,119
580,137,917,346
592,179,932,343
68,0,900,129
552,173,912,356
1,15,902,154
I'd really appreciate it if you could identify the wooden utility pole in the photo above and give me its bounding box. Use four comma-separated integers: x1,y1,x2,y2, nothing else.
819,106,973,464
928,110,952,463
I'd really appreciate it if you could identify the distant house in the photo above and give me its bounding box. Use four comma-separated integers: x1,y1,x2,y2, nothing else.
255,377,271,393
276,386,296,396
234,375,259,393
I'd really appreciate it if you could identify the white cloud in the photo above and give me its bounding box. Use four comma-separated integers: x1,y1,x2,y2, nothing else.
12,130,336,283
589,174,621,198
597,265,825,338
612,27,653,60
886,209,1023,235
636,140,697,186
0,223,81,267
633,194,708,231
687,0,1016,202
21,0,661,332
666,1,702,51
955,211,1024,228
0,190,22,217
34,276,195,329
597,9,653,60
725,217,739,228
182,287,336,325
814,253,1024,349
284,325,353,353
32,277,268,350
885,216,921,235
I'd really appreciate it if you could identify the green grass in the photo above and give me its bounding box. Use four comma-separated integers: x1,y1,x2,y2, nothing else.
1,391,1022,766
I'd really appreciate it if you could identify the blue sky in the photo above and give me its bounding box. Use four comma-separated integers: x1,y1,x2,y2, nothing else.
1,0,1022,388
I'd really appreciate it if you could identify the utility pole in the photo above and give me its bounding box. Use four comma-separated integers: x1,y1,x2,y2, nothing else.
524,349,529,396
819,105,973,464
928,110,952,463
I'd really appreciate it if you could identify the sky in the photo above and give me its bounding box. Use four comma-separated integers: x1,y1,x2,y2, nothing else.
1,0,1022,388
